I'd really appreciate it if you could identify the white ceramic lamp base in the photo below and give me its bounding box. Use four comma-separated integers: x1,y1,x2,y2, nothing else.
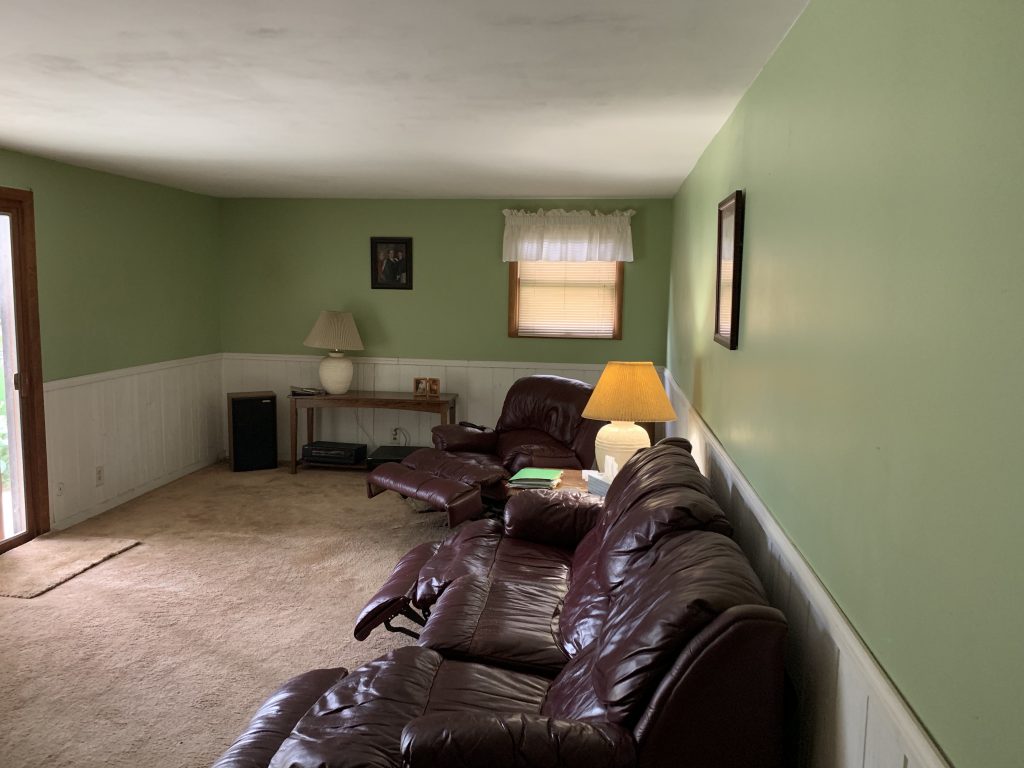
594,420,651,476
319,351,354,394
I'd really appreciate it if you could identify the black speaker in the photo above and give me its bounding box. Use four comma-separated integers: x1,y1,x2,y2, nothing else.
227,391,278,471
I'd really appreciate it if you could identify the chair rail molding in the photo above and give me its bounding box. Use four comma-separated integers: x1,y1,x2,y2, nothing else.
662,369,951,768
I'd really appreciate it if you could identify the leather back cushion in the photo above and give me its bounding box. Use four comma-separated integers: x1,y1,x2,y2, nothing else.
597,439,733,590
495,375,601,452
555,439,732,653
556,527,608,655
545,530,768,728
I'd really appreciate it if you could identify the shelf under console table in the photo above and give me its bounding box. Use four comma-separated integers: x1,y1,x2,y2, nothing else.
288,391,458,473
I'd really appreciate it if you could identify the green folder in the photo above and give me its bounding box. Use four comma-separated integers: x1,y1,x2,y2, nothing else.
509,468,564,483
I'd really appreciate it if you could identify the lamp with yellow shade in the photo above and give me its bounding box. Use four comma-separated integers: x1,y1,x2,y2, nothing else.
303,310,364,394
582,361,677,475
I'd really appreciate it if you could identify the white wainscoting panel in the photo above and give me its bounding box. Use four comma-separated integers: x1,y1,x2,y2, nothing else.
221,354,604,459
39,353,604,530
663,371,950,768
43,354,223,529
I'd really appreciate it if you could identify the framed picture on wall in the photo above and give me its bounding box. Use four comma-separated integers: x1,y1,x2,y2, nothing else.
714,190,745,350
371,237,413,289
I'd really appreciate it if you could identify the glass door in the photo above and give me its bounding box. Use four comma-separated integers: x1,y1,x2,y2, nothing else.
0,187,48,553
0,213,27,541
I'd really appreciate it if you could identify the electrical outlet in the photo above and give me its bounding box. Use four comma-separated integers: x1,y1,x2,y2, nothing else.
391,428,400,444
56,482,64,496
95,465,104,487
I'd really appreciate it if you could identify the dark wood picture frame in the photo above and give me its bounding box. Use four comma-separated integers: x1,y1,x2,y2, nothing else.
714,190,745,350
370,237,413,290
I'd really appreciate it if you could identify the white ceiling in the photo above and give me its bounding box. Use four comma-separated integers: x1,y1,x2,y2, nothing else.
0,0,807,198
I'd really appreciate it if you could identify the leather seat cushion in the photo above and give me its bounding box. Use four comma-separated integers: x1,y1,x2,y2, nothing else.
415,519,573,607
402,447,509,487
270,646,549,768
418,576,570,675
496,429,581,470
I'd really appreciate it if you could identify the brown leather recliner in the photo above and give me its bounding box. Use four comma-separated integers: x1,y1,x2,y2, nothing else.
367,374,604,526
215,441,788,768
354,437,727,643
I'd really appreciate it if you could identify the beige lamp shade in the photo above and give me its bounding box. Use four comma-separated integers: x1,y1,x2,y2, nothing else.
582,361,677,422
303,311,364,352
583,361,677,476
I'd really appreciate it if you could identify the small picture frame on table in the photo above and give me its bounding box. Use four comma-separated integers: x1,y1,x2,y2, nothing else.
427,378,441,397
413,377,429,397
371,237,413,289
714,190,745,350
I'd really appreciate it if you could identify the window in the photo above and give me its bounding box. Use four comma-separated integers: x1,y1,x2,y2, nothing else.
508,261,623,339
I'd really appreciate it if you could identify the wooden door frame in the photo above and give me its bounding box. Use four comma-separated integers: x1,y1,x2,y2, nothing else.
0,186,49,553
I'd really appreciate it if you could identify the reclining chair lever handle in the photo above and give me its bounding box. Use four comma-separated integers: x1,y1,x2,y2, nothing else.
383,618,420,640
382,604,428,640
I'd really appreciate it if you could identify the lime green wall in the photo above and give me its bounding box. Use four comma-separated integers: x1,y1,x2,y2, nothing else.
0,148,221,381
668,1,1023,765
219,198,671,365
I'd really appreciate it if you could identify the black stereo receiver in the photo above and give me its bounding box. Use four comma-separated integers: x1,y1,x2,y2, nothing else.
301,441,368,466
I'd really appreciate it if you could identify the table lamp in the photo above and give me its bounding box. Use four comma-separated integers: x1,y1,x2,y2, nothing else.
303,310,364,394
582,361,677,474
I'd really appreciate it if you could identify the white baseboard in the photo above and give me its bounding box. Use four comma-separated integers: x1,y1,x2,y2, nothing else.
663,370,950,768
51,458,219,530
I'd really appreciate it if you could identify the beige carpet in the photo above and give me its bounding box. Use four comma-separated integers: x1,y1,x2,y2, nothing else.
0,464,446,768
0,533,140,598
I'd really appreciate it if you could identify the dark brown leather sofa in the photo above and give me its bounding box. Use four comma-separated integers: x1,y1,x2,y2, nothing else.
366,375,604,526
215,440,787,768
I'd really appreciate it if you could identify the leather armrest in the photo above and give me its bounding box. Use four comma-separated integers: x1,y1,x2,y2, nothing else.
212,667,347,768
432,424,499,453
503,489,605,549
401,713,635,768
353,541,438,640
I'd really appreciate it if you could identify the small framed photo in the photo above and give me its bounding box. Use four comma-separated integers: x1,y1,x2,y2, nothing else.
714,190,745,350
427,378,441,397
413,377,429,397
371,237,413,290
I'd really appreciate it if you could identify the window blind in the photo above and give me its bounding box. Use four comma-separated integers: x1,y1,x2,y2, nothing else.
515,261,619,338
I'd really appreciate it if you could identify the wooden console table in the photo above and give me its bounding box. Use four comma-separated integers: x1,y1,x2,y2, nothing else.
289,391,458,473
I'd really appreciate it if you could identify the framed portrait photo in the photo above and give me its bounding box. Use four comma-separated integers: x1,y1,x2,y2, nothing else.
371,237,413,290
714,190,745,350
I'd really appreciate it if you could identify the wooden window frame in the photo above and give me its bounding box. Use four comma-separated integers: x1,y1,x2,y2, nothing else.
0,186,50,554
507,261,624,340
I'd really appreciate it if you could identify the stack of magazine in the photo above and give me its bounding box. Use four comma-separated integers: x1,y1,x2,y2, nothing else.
508,468,563,490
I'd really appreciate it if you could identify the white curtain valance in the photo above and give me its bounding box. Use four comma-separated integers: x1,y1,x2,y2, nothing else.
502,208,635,262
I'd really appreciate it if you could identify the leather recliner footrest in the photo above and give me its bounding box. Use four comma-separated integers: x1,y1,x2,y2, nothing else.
367,463,484,528
353,541,440,641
